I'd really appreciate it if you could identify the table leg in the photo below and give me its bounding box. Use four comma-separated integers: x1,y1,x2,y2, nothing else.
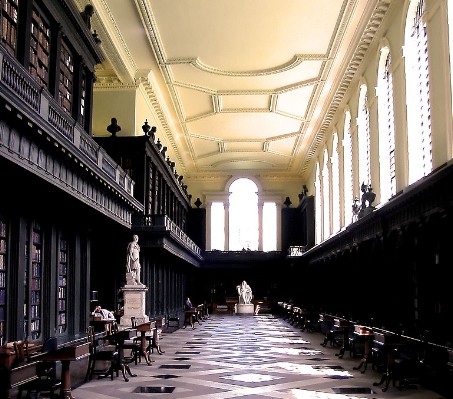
152,329,165,355
140,332,154,365
60,360,75,399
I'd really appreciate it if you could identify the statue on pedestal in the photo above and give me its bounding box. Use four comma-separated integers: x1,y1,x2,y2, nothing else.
236,280,252,304
126,234,141,285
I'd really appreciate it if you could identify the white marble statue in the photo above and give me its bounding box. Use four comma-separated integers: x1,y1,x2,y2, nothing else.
126,234,141,284
236,280,253,304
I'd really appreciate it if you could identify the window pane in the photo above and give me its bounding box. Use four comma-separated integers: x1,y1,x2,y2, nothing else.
229,178,258,251
262,202,276,251
211,202,224,250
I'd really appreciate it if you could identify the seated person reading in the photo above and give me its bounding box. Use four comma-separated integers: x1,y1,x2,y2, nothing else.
92,305,115,320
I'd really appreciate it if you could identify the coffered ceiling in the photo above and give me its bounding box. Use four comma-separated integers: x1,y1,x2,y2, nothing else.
78,0,390,181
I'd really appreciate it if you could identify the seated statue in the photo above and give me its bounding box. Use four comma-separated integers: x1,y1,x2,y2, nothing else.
236,280,253,304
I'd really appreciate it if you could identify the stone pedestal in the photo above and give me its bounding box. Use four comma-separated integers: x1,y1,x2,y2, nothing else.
119,279,149,327
236,303,255,315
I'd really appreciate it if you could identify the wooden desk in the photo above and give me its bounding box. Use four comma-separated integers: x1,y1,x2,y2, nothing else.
104,328,138,382
333,318,354,358
352,325,374,373
90,317,116,334
0,361,38,399
150,317,165,355
319,314,334,347
183,308,199,329
41,342,89,399
135,321,156,365
372,331,404,392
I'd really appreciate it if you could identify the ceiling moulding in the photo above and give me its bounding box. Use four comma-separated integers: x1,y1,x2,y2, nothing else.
166,54,328,76
224,142,264,152
301,0,391,176
87,0,137,82
94,80,137,90
186,173,304,181
137,76,186,172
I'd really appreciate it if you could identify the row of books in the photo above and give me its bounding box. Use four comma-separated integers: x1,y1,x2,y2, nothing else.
32,230,41,244
58,286,66,298
31,290,40,304
32,247,42,261
59,264,67,275
58,299,66,311
31,278,41,290
30,304,40,318
59,251,67,262
32,262,41,277
0,221,6,236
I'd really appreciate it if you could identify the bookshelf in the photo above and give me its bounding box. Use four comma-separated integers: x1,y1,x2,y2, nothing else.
1,0,19,57
59,40,74,115
25,221,42,340
0,218,7,345
57,234,67,333
29,7,50,88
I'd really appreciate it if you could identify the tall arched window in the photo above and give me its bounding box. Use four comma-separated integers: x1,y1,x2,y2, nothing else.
357,83,371,189
343,111,354,225
322,149,330,240
377,45,397,204
315,162,322,245
405,0,432,184
229,179,258,251
331,132,341,233
208,178,279,252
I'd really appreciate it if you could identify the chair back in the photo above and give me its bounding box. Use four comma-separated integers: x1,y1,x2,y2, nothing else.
38,337,58,379
13,340,28,366
133,317,147,326
86,326,97,354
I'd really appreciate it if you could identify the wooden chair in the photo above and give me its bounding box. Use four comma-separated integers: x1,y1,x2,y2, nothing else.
130,316,152,361
85,326,118,381
110,321,141,365
166,308,180,328
17,337,62,399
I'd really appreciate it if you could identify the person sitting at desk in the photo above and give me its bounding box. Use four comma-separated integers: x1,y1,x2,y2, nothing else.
183,297,196,329
92,305,115,319
184,297,193,311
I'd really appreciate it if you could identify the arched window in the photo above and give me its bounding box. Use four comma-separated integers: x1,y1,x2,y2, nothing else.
331,132,341,233
229,178,258,251
357,83,371,189
322,149,330,240
208,178,278,252
377,45,397,204
405,0,432,184
343,111,354,225
315,162,322,245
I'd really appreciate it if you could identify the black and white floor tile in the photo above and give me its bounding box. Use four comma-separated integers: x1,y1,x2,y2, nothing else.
72,314,447,399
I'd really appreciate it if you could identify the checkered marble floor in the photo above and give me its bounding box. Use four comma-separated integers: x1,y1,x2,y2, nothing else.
72,314,447,399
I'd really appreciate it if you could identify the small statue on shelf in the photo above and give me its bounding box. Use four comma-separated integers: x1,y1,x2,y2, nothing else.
81,4,94,30
107,117,121,137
